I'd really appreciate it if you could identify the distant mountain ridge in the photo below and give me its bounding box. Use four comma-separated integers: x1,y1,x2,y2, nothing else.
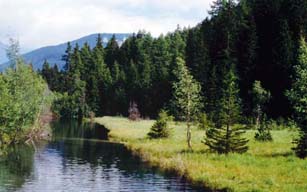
0,42,7,64
0,33,130,71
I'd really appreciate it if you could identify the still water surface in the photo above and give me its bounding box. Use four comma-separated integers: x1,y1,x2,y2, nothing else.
0,121,203,192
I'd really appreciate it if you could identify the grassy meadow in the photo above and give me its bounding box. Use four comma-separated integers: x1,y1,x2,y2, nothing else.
96,116,307,192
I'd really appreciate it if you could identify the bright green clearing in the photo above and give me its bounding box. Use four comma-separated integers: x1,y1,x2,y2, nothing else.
96,116,307,192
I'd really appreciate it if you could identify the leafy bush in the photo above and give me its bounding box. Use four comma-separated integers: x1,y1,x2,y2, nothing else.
254,125,273,141
255,116,273,142
0,62,48,148
147,110,173,139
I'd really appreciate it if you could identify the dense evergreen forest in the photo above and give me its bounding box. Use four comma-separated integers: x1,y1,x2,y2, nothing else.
39,0,307,122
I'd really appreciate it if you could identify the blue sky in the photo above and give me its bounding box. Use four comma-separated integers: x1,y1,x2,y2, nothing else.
0,0,213,51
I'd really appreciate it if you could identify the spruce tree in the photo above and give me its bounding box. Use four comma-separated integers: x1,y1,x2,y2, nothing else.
127,60,140,101
169,28,186,60
51,64,60,91
70,44,83,75
206,65,218,120
63,44,84,97
204,64,248,154
62,42,72,72
90,35,112,115
151,36,172,116
111,62,127,115
71,72,87,120
148,110,173,139
185,27,210,85
139,54,152,116
287,36,307,158
95,34,104,54
60,42,74,93
172,57,202,149
105,34,119,68
80,42,92,80
236,14,258,116
41,60,51,83
86,50,101,114
209,0,239,122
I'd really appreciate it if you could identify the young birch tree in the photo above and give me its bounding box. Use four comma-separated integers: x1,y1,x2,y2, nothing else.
172,57,202,149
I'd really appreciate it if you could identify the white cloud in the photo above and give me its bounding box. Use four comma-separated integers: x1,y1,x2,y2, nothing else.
0,0,213,50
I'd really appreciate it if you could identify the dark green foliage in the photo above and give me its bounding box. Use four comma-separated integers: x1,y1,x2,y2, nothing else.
109,62,127,115
40,0,307,128
51,73,87,120
204,125,249,154
147,110,173,139
105,34,119,68
204,65,249,154
287,37,307,158
62,42,72,72
236,14,258,115
41,60,61,91
292,130,307,159
150,35,172,116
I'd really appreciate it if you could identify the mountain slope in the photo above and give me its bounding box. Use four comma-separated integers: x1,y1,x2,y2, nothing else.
0,42,7,64
0,33,130,71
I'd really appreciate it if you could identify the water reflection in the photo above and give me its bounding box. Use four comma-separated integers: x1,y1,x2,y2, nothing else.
0,145,35,191
51,121,109,140
0,121,204,192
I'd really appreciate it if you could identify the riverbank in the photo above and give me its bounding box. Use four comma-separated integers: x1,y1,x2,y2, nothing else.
25,107,55,143
96,116,307,192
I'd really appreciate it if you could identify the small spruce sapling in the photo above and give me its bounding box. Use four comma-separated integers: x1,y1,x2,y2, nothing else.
147,110,173,139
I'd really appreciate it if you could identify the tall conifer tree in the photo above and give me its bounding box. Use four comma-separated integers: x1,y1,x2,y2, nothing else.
204,64,248,154
287,36,307,158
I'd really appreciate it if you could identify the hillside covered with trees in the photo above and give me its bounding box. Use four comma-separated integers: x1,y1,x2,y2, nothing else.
39,0,307,157
41,0,307,119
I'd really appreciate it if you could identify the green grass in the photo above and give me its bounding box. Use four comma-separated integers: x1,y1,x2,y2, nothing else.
95,116,307,192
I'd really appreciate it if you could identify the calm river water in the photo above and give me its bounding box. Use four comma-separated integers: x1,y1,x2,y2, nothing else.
0,121,204,192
